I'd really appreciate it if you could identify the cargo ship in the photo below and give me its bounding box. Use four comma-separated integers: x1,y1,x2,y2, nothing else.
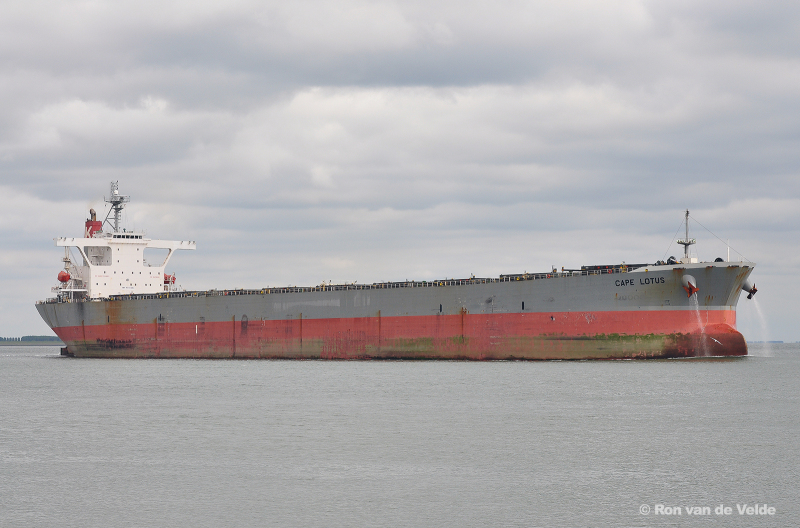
37,183,758,359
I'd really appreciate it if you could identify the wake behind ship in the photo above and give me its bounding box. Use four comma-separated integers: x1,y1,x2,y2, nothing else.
37,183,758,359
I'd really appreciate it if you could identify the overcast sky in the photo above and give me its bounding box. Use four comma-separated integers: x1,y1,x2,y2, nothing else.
2,0,798,341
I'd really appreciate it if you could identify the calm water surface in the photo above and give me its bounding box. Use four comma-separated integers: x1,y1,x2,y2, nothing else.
1,344,798,527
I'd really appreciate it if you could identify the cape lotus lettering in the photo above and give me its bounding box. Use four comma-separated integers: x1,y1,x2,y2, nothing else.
615,277,666,287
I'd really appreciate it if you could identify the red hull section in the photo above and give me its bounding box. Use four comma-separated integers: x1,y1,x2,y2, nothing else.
54,309,747,359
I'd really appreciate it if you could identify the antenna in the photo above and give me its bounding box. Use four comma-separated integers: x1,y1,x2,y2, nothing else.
103,181,130,232
677,209,695,259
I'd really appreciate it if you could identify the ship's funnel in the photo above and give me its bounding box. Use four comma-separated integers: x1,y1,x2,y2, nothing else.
85,218,102,238
742,280,757,300
681,274,699,298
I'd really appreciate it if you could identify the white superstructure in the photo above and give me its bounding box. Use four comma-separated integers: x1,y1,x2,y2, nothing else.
53,182,195,299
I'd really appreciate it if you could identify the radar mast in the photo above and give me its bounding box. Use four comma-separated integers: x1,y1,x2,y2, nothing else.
103,181,129,233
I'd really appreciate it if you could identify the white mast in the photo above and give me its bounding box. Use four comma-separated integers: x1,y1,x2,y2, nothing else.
103,181,129,233
677,209,696,260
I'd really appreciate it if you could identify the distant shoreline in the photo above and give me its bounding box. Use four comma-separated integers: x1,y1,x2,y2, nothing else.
0,341,64,346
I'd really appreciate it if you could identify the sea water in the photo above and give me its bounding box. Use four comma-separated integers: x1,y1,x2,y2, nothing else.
1,344,798,527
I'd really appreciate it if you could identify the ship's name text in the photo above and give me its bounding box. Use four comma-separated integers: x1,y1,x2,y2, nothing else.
616,277,666,287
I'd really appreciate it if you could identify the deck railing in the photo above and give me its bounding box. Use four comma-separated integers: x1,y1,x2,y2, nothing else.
37,265,647,304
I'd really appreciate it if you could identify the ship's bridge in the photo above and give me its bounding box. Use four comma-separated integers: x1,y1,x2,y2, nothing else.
53,182,195,299
56,232,195,299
